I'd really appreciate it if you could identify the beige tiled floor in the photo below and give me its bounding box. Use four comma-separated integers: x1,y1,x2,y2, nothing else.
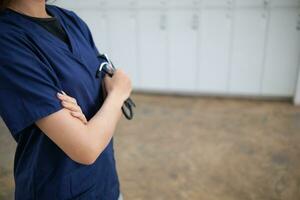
1,93,300,199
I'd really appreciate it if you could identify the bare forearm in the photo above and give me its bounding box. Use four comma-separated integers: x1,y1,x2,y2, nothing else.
86,91,123,159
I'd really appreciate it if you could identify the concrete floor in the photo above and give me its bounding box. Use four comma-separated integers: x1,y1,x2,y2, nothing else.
1,93,300,200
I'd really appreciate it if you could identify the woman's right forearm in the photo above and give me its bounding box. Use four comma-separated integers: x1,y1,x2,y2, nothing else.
85,91,124,163
36,70,131,165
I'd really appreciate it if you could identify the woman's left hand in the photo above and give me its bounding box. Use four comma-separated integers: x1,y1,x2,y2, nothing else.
57,91,88,124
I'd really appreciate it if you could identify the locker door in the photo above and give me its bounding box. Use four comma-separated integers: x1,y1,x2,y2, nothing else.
53,0,99,10
198,9,232,93
262,8,300,96
202,0,231,7
229,9,267,95
76,10,110,54
271,0,300,7
295,71,300,104
107,10,139,88
138,10,168,91
168,10,198,92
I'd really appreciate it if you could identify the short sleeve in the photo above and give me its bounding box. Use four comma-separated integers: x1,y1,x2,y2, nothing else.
0,33,64,136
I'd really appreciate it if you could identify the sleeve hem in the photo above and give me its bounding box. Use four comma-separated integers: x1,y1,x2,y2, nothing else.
10,101,64,136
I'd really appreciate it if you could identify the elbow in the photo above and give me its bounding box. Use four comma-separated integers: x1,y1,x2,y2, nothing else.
65,127,107,165
77,156,97,166
70,144,103,165
72,153,98,165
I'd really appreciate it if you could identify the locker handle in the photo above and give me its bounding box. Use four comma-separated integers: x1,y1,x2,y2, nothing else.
160,14,167,30
226,1,233,19
191,14,199,30
262,0,269,18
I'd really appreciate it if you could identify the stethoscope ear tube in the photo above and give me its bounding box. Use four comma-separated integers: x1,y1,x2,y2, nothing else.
97,53,136,120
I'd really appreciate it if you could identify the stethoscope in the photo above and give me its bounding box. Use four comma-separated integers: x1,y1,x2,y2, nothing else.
95,53,136,120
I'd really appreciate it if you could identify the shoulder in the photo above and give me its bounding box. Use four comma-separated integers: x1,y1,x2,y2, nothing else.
0,27,35,65
0,11,27,37
0,30,28,53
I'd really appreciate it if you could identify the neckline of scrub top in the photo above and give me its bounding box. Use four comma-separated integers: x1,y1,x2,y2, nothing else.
3,5,77,56
45,5,78,56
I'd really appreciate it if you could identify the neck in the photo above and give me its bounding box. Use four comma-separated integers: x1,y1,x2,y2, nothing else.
8,0,49,18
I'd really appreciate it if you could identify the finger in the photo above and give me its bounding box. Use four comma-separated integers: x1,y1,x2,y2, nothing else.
71,111,88,124
57,93,77,104
71,111,87,124
61,101,81,112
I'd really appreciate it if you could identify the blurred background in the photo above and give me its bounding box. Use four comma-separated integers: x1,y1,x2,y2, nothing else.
1,0,300,199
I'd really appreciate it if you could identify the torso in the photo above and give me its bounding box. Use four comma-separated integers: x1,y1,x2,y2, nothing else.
0,5,120,200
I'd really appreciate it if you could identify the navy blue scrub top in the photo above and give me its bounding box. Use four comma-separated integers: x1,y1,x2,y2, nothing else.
0,5,120,200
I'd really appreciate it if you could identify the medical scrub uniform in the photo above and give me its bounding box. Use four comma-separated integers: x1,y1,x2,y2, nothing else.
0,5,121,200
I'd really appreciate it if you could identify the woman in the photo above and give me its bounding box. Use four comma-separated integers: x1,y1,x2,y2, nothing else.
0,0,132,199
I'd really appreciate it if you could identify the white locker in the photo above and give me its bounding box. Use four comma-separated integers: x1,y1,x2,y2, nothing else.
262,8,300,96
137,10,168,90
294,70,300,104
229,9,267,95
202,0,232,8
168,0,200,8
52,0,300,98
198,9,232,93
75,10,110,55
137,0,166,9
168,9,198,92
270,0,300,7
106,10,139,88
235,0,264,8
54,0,100,10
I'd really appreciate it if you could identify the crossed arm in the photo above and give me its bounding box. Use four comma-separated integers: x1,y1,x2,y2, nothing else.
35,88,123,165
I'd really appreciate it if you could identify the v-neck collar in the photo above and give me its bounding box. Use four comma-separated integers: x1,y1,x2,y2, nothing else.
45,5,76,55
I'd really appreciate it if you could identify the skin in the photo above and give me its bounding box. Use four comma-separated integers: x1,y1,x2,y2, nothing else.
58,90,88,125
8,0,132,165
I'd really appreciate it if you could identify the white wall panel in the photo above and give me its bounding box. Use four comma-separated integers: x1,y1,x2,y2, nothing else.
229,9,267,95
294,69,300,105
168,10,198,91
235,0,264,7
262,8,300,96
75,10,110,54
198,9,232,93
202,0,232,7
106,10,139,88
137,0,166,8
106,0,137,8
54,0,101,10
270,0,300,7
137,10,168,90
168,0,200,8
